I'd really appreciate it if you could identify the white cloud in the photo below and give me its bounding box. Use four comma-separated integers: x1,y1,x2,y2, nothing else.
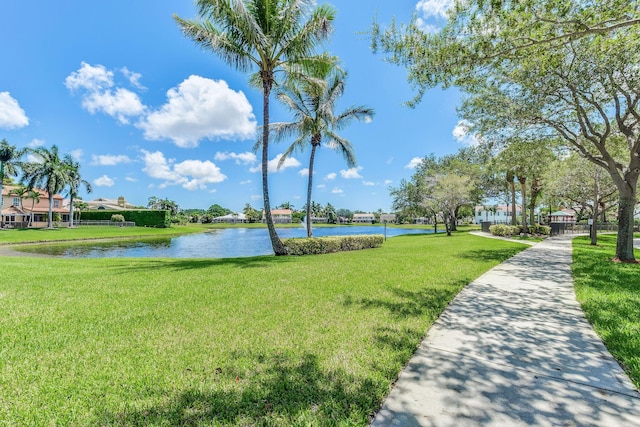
249,153,301,173
298,168,309,176
332,187,344,194
240,180,252,185
324,172,337,181
65,62,114,91
364,115,373,124
416,0,452,19
121,67,145,90
250,194,262,201
405,157,424,169
317,184,326,189
125,176,138,182
452,119,479,146
214,151,257,165
0,92,29,129
70,149,84,161
174,159,226,190
363,181,375,186
139,75,257,148
28,139,45,147
82,88,145,124
91,154,132,166
386,157,394,165
384,179,393,186
65,62,145,124
340,167,363,179
93,175,115,187
139,149,226,191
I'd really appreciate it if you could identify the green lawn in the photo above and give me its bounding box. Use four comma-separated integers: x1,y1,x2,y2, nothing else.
572,234,640,389
0,232,526,426
0,224,208,244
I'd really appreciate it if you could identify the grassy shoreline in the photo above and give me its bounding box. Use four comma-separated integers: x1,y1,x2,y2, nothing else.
0,231,523,426
572,234,640,389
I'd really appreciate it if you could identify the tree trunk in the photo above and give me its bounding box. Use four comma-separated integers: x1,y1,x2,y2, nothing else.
0,162,4,227
261,78,286,255
305,142,319,238
509,178,517,226
47,193,53,229
518,176,527,235
529,178,540,226
614,189,637,262
590,177,600,246
69,195,75,228
451,206,458,231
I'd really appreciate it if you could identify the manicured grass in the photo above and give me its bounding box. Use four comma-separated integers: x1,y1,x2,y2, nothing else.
572,234,640,388
0,225,208,244
0,233,526,426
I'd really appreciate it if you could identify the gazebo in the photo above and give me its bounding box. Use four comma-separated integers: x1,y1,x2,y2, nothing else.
548,210,576,223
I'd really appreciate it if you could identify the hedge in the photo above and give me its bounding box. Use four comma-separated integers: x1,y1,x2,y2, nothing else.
489,224,522,236
79,210,171,228
489,224,551,236
282,234,384,255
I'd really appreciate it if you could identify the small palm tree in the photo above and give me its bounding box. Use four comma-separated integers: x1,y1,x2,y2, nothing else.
22,145,70,229
65,158,92,227
175,0,335,255
25,189,41,227
8,185,28,227
271,58,374,237
0,139,25,227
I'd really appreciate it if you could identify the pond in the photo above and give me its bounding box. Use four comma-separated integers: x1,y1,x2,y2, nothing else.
25,226,436,258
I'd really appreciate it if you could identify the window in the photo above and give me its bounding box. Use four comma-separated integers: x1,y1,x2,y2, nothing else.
53,200,60,208
12,197,20,206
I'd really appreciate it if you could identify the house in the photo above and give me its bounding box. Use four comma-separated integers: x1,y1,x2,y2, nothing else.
86,196,137,211
352,213,374,223
379,213,396,223
1,185,68,227
475,205,522,224
262,209,292,224
213,213,248,223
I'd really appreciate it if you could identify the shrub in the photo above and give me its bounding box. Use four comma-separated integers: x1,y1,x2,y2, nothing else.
111,214,125,222
489,224,521,236
527,225,551,235
283,234,384,255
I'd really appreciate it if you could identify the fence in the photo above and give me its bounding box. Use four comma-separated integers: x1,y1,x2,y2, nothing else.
549,222,620,236
76,220,136,227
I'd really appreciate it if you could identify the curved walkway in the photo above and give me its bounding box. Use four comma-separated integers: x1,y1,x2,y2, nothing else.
372,235,640,426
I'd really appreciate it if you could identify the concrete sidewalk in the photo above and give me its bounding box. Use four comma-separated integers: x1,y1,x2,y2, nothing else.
371,236,640,427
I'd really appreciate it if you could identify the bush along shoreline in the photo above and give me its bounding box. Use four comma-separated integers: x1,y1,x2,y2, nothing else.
283,234,385,255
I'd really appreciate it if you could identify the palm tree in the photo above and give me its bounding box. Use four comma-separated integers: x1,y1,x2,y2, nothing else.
175,0,335,255
22,145,70,229
72,200,89,225
0,139,25,227
271,58,374,237
65,158,92,227
25,189,40,227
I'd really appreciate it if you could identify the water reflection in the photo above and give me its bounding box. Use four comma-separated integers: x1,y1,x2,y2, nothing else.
25,226,435,259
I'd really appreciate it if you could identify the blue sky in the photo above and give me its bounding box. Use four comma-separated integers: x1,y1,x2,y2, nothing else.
0,0,468,213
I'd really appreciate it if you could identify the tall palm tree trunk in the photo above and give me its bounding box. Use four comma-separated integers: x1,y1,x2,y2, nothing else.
69,195,75,227
261,80,286,255
0,162,4,227
305,142,319,238
47,193,54,229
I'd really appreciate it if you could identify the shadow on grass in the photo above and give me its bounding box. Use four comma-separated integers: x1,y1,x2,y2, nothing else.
353,280,469,319
457,247,525,263
108,255,296,272
100,353,381,426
